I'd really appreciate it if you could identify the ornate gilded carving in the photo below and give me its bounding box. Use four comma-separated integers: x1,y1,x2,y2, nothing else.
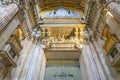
102,27,111,38
47,28,51,37
7,35,23,56
74,28,79,38
103,36,118,54
41,28,46,38
41,24,85,45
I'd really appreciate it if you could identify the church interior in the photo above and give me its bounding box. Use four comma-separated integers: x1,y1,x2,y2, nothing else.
0,0,120,80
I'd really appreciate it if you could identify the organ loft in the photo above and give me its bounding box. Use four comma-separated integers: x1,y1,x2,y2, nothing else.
0,0,120,80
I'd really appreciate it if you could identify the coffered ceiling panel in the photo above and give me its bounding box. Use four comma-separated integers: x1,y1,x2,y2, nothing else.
39,0,87,12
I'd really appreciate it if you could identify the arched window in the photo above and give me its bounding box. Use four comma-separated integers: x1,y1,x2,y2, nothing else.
43,6,80,18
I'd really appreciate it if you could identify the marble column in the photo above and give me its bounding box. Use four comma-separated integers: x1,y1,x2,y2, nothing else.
34,0,41,23
92,8,102,40
84,0,92,21
23,9,33,40
93,8,102,30
0,3,19,32
107,2,120,23
35,5,41,23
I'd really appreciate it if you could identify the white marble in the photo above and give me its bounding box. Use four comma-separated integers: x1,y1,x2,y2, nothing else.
2,40,45,80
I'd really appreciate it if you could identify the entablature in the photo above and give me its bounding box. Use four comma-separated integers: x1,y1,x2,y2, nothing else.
43,18,82,24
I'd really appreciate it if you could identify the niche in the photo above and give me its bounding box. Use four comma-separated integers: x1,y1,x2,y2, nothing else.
0,44,17,67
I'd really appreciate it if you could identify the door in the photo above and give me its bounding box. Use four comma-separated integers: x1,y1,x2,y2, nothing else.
44,60,82,80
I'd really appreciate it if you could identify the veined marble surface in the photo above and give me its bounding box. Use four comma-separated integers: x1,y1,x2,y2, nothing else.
2,39,45,80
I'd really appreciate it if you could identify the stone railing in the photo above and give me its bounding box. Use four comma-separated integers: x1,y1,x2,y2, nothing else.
0,3,19,32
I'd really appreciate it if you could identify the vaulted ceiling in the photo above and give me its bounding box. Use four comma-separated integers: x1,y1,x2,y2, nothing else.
39,0,88,12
